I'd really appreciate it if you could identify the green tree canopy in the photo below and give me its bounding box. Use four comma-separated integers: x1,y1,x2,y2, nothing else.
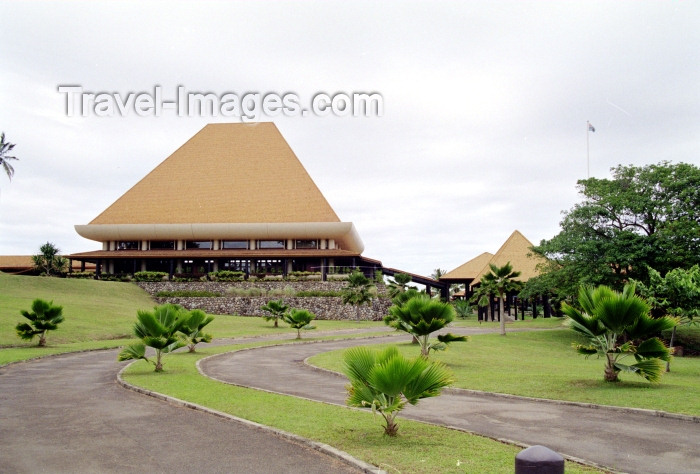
532,162,700,297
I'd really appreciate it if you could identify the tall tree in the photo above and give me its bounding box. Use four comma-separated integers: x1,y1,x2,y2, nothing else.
0,132,18,183
481,262,522,335
532,162,700,297
341,270,375,320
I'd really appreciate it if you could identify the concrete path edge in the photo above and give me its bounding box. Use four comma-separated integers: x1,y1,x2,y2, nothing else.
301,354,700,424
116,362,385,474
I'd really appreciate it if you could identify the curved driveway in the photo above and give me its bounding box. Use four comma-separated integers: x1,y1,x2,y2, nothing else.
201,334,700,474
0,350,361,473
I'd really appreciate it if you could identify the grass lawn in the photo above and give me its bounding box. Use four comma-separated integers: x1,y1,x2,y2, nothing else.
310,329,700,416
451,316,568,329
123,345,601,474
0,272,385,364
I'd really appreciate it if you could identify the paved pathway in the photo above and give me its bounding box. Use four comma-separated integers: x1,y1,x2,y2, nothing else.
201,334,700,474
0,350,361,473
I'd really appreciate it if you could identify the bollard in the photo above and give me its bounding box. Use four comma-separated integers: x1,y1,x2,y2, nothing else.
515,445,565,474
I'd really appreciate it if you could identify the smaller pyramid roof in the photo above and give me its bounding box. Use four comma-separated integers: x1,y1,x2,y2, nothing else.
471,230,546,286
441,252,494,281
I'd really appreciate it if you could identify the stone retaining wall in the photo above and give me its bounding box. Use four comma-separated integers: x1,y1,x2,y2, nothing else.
138,281,391,321
154,296,392,321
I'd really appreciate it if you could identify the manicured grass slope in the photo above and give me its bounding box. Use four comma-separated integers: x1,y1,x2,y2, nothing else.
310,330,700,416
0,273,384,364
0,272,153,346
124,346,600,474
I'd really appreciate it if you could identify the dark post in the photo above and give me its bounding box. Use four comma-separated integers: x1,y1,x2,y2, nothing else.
321,258,327,282
544,293,551,318
515,445,564,474
532,296,538,318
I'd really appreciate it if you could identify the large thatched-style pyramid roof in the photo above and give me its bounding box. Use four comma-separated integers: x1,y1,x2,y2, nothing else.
75,122,363,252
90,122,339,225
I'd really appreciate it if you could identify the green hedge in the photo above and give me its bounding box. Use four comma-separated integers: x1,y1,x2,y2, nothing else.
66,271,94,279
133,271,168,282
208,270,246,282
156,290,222,298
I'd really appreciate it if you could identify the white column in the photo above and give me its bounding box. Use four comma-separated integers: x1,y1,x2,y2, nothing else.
141,240,148,251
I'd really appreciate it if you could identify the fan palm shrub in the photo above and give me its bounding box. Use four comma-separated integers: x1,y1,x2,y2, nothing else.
282,308,316,339
385,295,467,358
179,309,214,352
341,270,375,320
260,299,289,328
561,283,676,383
344,346,454,436
118,304,189,372
15,299,65,347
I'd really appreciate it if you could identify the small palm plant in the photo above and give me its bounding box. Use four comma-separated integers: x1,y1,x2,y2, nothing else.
260,299,289,328
16,299,65,347
282,308,316,339
118,304,189,372
179,309,214,352
344,346,454,436
341,270,375,320
561,283,676,383
385,295,467,358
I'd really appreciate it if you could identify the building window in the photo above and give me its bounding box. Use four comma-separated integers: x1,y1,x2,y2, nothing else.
257,259,283,274
222,259,250,272
222,240,249,249
150,241,175,250
186,241,213,250
116,241,139,250
257,240,285,249
295,239,318,249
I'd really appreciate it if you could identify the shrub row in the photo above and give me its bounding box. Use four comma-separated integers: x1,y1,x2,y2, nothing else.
133,271,168,282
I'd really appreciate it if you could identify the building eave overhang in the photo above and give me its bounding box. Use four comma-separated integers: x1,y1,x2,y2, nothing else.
74,222,364,254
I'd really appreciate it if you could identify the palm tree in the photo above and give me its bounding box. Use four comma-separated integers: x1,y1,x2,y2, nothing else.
118,304,189,372
344,346,453,436
179,309,214,352
341,270,375,320
15,299,65,347
0,132,18,183
385,295,467,357
561,283,676,383
282,308,316,339
387,272,413,300
260,299,289,328
31,242,67,276
481,262,522,335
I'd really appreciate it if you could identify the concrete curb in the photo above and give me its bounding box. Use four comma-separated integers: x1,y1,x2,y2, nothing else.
117,361,385,474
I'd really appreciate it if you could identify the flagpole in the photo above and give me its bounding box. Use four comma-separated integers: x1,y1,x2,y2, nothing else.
586,121,590,179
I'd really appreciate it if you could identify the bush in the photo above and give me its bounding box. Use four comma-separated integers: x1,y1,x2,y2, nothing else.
133,271,168,282
208,270,246,282
66,271,93,279
100,273,132,282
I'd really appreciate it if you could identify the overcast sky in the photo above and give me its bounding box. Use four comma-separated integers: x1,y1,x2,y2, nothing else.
1,1,698,277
